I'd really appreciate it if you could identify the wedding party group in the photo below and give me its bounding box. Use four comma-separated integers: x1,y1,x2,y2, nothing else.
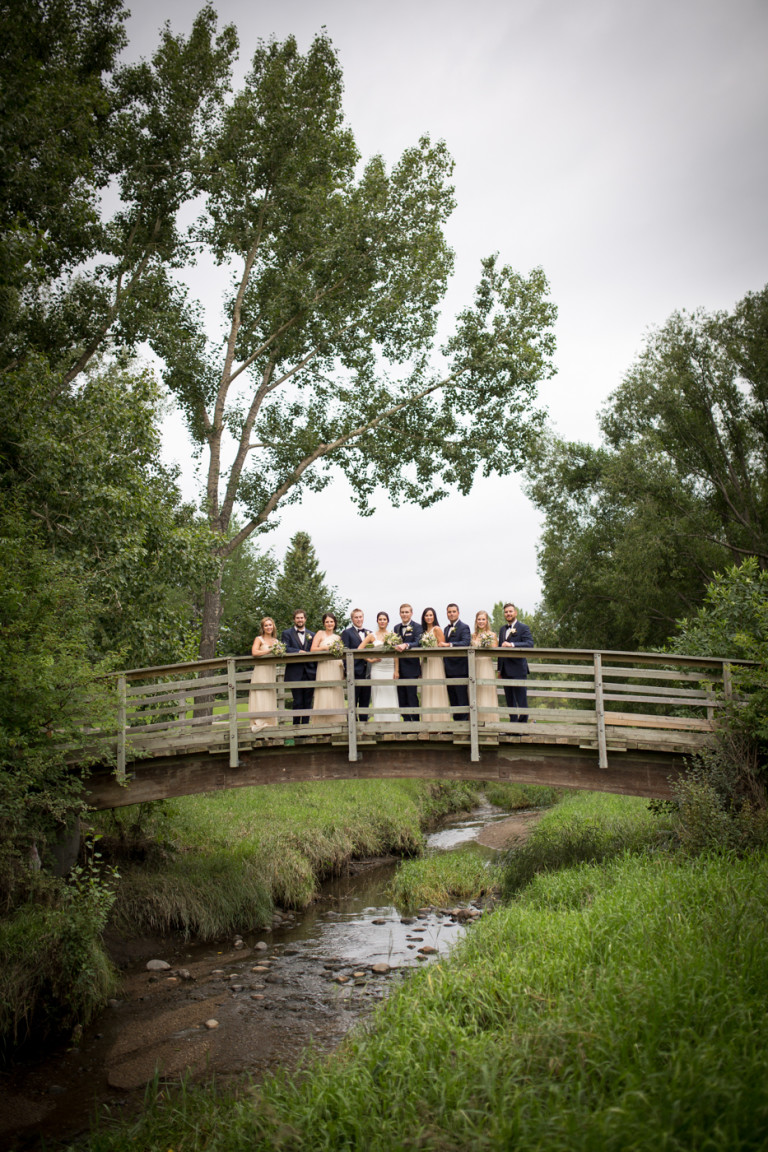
248,602,534,734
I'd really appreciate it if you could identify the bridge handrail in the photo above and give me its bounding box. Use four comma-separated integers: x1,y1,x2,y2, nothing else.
104,646,752,783
107,646,753,683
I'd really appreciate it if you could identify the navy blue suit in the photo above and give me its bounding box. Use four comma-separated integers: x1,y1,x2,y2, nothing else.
341,624,371,721
281,626,316,724
498,621,534,722
443,618,471,720
394,620,423,721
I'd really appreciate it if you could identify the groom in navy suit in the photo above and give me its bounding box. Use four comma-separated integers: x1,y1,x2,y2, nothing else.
498,602,534,722
281,609,316,725
394,603,423,721
441,603,471,721
341,608,371,721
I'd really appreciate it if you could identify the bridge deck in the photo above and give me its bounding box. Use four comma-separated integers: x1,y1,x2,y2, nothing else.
81,648,738,809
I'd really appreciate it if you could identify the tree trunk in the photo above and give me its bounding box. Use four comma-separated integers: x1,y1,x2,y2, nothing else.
199,571,224,660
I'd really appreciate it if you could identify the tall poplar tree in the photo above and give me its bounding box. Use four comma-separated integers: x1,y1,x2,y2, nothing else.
2,5,557,659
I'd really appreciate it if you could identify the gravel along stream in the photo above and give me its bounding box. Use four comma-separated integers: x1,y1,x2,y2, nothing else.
0,802,540,1150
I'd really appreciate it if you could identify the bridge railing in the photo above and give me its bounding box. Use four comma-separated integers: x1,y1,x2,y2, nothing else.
111,647,739,779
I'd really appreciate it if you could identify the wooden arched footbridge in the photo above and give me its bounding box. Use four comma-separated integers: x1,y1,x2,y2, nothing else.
82,648,737,809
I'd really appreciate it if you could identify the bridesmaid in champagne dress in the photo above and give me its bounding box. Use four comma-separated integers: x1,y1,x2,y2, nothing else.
249,617,280,733
472,610,499,723
419,607,451,726
310,613,346,725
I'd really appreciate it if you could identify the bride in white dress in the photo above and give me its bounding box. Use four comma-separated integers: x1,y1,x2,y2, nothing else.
359,611,400,723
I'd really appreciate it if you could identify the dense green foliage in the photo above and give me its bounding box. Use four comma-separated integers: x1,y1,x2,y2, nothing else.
527,287,768,649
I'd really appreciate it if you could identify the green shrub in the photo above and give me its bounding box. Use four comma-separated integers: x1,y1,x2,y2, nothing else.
0,864,118,1057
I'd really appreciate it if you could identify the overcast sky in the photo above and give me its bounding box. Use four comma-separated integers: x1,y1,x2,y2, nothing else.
126,0,768,628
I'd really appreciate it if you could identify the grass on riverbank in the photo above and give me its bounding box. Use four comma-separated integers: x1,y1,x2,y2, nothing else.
98,780,479,940
387,849,494,907
500,788,661,895
84,840,768,1151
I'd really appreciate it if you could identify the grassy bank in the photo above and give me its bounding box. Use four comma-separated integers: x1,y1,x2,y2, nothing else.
98,779,479,940
83,792,768,1151
501,788,661,894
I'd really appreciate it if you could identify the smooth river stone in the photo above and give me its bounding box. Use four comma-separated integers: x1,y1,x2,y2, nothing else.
371,963,390,975
145,959,171,971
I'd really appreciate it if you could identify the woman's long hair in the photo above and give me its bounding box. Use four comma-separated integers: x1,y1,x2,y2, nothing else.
421,607,440,631
472,610,492,641
260,616,277,637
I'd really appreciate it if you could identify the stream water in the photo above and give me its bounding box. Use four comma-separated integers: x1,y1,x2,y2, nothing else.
1,802,535,1150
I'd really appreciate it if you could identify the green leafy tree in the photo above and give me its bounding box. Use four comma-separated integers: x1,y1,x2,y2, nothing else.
0,0,128,352
5,358,217,667
267,532,348,634
527,287,768,650
2,6,557,659
0,510,116,906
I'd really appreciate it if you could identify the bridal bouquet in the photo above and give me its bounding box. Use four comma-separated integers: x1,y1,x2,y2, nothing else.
383,630,400,649
478,632,496,649
327,638,345,658
270,640,286,657
419,631,438,648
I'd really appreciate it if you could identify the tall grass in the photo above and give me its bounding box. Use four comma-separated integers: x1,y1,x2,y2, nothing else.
102,780,480,939
500,789,661,895
388,849,494,907
482,781,561,809
85,848,768,1151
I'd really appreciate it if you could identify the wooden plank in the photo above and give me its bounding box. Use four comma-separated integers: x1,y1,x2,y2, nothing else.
602,711,712,731
117,675,126,782
468,648,480,762
345,650,358,763
227,658,239,768
594,653,608,770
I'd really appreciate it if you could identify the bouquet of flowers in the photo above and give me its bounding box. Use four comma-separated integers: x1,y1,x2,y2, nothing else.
419,630,438,648
327,638,345,659
270,640,286,657
478,632,497,649
383,630,400,650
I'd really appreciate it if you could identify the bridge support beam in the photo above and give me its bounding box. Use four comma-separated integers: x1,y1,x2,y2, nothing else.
83,740,685,811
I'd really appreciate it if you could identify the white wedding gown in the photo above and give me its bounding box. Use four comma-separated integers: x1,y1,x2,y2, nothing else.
369,640,400,722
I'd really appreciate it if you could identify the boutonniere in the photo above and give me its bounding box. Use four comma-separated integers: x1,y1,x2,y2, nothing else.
403,625,412,634
508,624,517,635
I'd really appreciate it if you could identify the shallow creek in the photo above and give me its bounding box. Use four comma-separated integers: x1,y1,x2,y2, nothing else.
1,803,539,1150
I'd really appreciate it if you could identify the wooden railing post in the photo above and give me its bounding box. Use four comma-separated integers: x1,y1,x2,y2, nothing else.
227,658,239,768
117,675,126,782
345,649,358,762
468,647,479,762
593,652,608,770
723,661,733,700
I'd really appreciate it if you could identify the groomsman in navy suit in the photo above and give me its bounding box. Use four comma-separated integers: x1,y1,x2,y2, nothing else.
441,603,471,721
281,609,316,724
394,603,423,721
498,602,534,722
341,608,371,721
